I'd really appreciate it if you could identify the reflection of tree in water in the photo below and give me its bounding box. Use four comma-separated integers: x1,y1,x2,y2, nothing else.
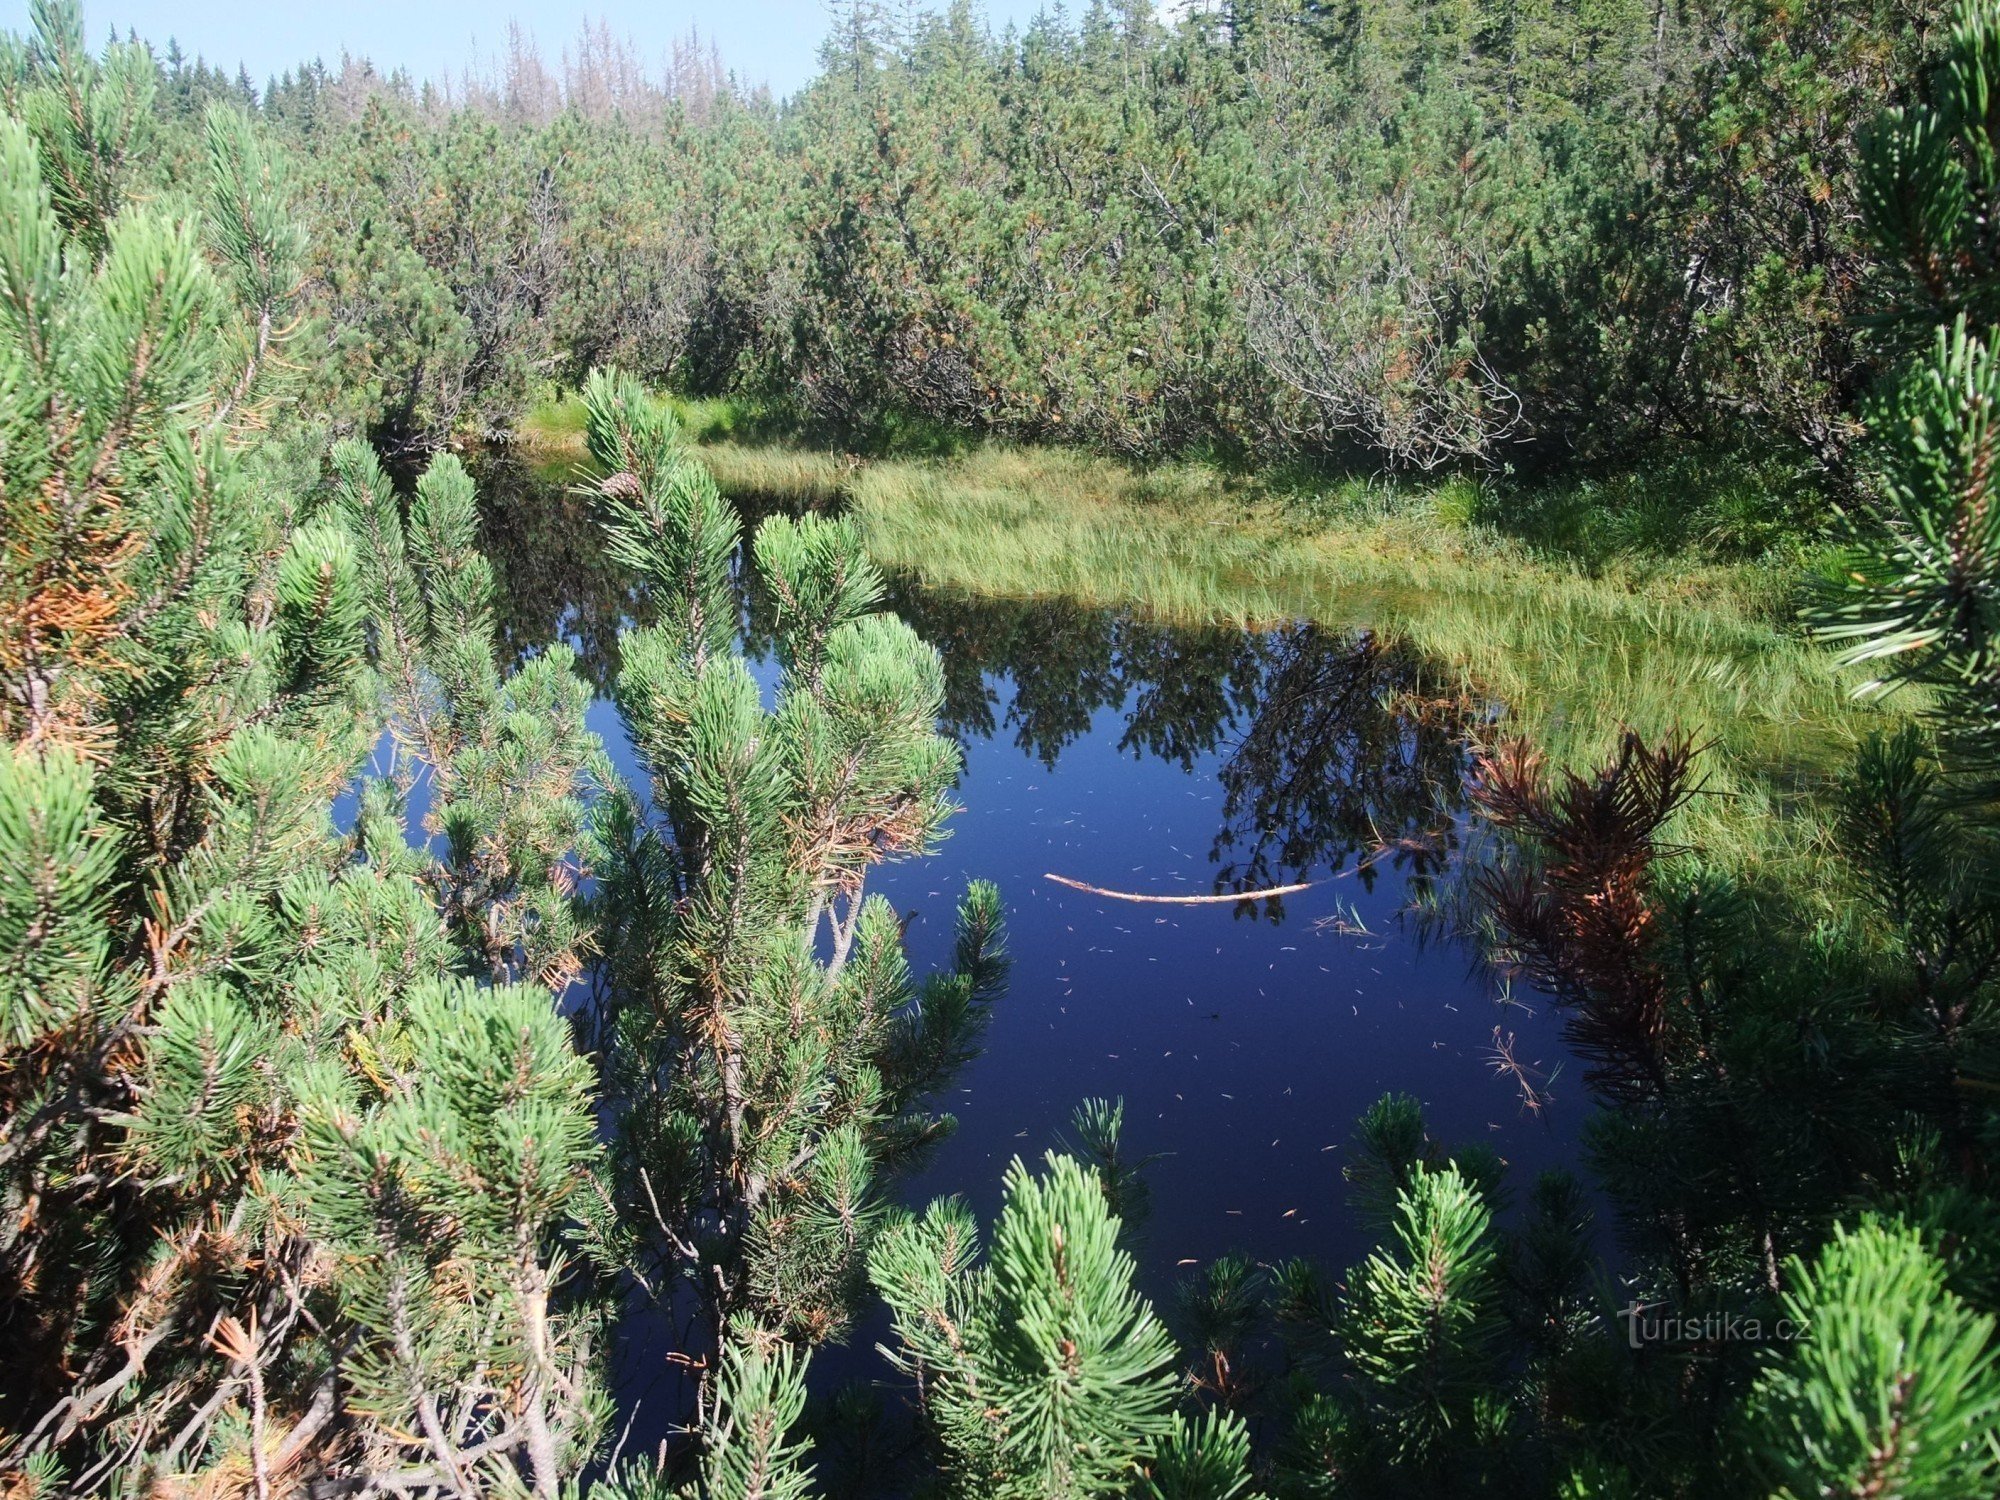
463,471,1474,914
467,449,643,691
884,583,1267,772
1113,626,1269,772
1207,627,1470,904
885,586,1125,763
466,454,810,691
885,583,1475,908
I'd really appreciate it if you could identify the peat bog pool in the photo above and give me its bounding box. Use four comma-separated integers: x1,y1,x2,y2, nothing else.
864,587,1582,1273
469,452,1582,1426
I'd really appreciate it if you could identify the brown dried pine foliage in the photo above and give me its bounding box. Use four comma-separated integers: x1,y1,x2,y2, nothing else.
1472,731,1703,1104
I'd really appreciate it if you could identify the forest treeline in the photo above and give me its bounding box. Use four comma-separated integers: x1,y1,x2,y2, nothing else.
138,0,1934,487
9,0,2000,1496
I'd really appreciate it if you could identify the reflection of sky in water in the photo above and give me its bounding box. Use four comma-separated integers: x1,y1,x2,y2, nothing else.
457,453,1586,1428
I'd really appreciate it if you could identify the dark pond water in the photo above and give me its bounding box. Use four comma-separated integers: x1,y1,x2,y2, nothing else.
868,588,1581,1260
467,451,1583,1436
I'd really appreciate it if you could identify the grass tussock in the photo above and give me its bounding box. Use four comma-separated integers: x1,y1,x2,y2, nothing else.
752,443,1882,875
516,392,589,453
700,443,858,505
501,410,1882,875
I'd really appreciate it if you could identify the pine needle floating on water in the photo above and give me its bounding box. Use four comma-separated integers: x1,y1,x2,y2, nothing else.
1487,1026,1560,1119
1312,896,1374,936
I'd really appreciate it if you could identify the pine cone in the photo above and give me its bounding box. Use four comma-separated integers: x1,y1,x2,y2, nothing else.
599,470,644,501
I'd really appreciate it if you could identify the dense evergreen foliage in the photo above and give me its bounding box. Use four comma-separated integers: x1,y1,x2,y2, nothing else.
110,0,1935,491
9,0,2000,1495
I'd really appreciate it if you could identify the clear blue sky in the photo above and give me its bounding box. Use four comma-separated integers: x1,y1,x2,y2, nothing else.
44,0,1052,100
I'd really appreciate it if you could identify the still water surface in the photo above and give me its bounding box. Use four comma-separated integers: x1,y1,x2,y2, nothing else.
470,452,1582,1428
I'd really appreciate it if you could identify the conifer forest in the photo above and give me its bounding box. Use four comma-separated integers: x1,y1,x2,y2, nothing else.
9,0,2000,1491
